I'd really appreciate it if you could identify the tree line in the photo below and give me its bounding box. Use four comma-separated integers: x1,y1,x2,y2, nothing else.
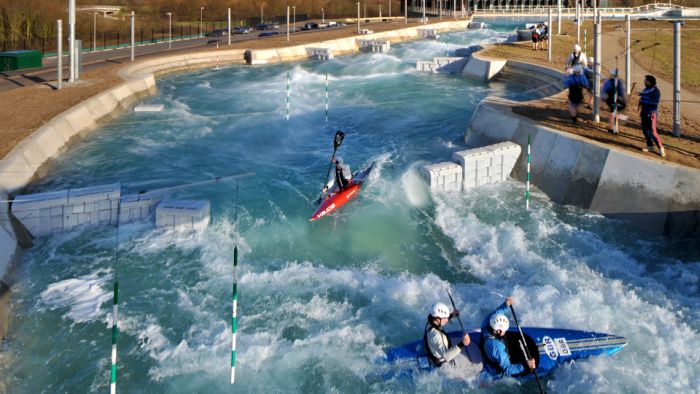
0,0,394,51
2,0,699,51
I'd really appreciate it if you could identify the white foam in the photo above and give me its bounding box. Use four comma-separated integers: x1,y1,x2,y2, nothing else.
39,269,113,323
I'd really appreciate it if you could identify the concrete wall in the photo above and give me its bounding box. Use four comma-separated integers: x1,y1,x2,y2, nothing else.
246,20,471,65
466,96,700,236
463,52,507,81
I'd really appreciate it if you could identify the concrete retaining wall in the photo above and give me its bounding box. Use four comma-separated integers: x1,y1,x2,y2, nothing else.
246,20,471,65
466,96,700,236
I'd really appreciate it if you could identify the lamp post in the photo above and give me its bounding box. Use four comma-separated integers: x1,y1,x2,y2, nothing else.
200,6,204,36
167,12,172,50
322,8,325,23
261,4,264,24
422,0,426,24
293,5,296,34
357,2,361,33
93,12,97,51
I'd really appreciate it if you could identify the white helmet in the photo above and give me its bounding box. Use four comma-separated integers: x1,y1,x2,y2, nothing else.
430,302,450,319
490,314,510,332
573,44,582,52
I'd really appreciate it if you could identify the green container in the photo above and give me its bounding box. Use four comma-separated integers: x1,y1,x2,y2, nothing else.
0,50,43,72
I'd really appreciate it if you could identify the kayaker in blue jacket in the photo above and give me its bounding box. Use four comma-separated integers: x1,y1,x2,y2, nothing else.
480,297,536,378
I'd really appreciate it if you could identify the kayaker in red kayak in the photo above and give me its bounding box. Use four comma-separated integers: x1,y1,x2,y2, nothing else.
323,156,353,194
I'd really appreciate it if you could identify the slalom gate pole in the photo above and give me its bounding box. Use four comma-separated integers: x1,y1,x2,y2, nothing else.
230,246,239,384
286,71,290,120
110,206,121,394
216,42,220,70
110,282,119,394
325,73,329,123
526,135,531,210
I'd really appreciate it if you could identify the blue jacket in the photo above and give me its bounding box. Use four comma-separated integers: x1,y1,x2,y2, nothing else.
639,86,660,113
602,78,626,100
480,302,526,377
564,73,589,90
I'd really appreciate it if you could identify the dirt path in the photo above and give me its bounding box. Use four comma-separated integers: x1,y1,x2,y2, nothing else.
486,23,700,169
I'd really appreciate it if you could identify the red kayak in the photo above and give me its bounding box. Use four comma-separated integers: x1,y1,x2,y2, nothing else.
309,163,374,222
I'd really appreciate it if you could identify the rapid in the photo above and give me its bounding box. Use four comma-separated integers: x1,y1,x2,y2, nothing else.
0,22,698,393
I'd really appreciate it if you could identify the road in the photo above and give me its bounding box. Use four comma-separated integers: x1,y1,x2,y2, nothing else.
0,26,344,92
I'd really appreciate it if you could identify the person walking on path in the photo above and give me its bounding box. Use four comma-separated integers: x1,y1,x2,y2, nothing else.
564,65,589,124
602,69,626,134
638,75,665,158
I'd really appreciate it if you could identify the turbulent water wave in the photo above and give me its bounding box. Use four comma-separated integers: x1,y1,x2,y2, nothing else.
3,22,699,394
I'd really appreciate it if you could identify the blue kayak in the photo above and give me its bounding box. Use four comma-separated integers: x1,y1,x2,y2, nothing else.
383,327,627,381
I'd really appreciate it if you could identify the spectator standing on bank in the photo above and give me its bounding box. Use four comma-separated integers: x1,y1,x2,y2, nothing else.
564,64,589,124
540,23,549,50
531,24,540,50
638,75,665,158
601,69,626,134
566,44,593,108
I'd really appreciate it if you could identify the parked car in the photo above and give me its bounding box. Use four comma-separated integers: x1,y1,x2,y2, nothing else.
205,29,228,37
258,31,280,37
206,39,221,44
255,23,280,30
233,26,253,34
302,22,319,30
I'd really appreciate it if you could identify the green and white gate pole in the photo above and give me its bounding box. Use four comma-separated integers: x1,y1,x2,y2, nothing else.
286,71,290,121
230,246,239,384
526,135,531,210
325,73,329,123
110,281,119,394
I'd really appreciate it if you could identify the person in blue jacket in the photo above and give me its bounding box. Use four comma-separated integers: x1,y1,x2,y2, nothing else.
480,297,536,378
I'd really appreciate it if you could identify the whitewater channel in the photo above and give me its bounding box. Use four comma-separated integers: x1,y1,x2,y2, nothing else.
0,22,698,393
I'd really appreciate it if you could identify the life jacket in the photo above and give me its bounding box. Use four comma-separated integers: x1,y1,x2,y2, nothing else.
480,328,506,375
422,321,453,367
335,163,351,189
569,51,582,68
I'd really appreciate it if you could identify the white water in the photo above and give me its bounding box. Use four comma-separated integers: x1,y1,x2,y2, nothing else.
1,23,698,393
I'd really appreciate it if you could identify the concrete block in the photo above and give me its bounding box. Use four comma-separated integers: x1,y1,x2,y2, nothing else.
420,162,463,192
453,148,494,190
12,190,68,212
434,57,468,74
156,200,211,230
357,39,390,53
134,104,165,112
488,142,522,181
119,193,163,224
68,184,121,205
306,47,334,61
463,56,507,81
416,60,435,72
418,28,440,39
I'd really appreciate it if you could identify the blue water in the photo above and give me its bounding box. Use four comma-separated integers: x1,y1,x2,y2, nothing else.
1,25,699,394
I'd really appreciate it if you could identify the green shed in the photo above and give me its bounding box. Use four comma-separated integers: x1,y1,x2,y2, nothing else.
0,50,43,72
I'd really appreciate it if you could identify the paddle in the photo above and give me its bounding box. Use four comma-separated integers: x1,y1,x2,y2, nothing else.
510,305,546,394
316,130,345,204
446,288,466,335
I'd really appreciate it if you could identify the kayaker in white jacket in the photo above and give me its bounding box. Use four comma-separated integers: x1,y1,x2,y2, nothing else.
323,156,352,193
423,302,470,367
